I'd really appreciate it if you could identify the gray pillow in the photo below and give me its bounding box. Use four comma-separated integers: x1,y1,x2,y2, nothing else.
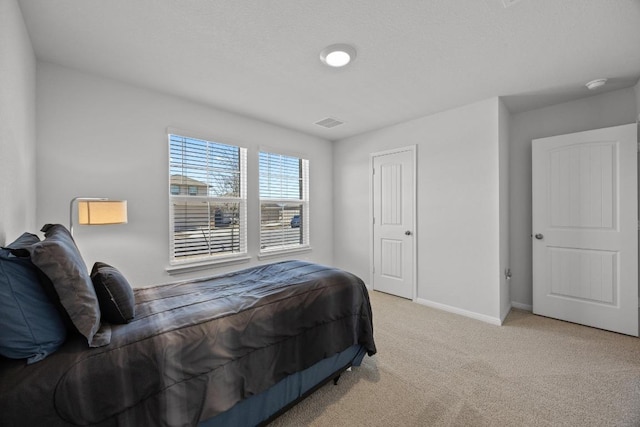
26,224,110,347
90,262,135,324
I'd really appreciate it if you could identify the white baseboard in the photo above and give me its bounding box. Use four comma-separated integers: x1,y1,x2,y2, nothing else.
511,301,533,311
415,298,502,326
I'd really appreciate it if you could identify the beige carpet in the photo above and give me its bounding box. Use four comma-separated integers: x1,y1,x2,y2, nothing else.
270,291,640,426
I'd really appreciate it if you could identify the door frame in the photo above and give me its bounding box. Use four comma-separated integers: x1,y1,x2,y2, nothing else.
369,145,418,300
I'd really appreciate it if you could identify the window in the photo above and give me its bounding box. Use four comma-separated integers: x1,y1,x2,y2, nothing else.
259,151,309,253
169,134,247,263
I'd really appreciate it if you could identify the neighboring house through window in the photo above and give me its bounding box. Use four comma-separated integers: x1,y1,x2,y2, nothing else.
168,133,247,263
259,150,309,253
170,177,208,196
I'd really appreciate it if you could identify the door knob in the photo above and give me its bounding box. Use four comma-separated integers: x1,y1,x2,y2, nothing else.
405,230,412,236
534,233,544,240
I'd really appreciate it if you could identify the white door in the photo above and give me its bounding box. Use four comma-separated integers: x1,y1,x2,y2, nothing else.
372,147,415,300
532,123,638,336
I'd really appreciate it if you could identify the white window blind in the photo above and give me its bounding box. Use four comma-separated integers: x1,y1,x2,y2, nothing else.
259,151,309,252
169,134,247,263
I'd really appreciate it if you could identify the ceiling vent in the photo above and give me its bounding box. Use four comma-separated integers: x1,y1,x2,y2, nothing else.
314,117,344,129
502,0,523,7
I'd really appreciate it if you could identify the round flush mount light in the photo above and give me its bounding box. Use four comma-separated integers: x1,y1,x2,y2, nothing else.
585,78,607,90
320,44,357,68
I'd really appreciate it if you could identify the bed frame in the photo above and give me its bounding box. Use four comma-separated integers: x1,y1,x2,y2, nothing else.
202,345,367,426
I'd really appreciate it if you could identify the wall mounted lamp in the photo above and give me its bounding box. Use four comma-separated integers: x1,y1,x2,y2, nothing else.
69,197,128,235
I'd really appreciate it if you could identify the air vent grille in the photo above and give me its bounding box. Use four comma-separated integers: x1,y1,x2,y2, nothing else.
314,117,344,128
502,0,523,7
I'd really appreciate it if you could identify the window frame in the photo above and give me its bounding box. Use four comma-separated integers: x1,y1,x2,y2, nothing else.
258,148,310,256
167,131,248,267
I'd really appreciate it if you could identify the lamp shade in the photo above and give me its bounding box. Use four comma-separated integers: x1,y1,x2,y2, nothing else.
78,200,128,225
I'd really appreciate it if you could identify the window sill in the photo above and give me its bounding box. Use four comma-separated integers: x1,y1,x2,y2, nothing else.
166,255,251,275
257,246,312,261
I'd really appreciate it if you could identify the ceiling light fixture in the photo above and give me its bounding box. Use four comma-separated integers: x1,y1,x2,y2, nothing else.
320,44,356,68
585,78,607,90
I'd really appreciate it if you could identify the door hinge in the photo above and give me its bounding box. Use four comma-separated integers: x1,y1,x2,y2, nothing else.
372,167,375,175
637,220,640,231
373,217,375,225
637,142,640,152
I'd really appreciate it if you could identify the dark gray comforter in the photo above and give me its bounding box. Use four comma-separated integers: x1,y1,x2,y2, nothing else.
0,261,376,426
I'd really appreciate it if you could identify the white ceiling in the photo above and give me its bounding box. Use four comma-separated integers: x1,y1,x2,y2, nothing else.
18,0,640,141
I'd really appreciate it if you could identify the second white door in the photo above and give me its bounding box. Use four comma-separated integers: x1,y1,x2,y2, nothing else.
532,123,638,336
372,148,415,300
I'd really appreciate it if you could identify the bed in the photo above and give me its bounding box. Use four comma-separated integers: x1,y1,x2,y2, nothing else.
0,225,376,426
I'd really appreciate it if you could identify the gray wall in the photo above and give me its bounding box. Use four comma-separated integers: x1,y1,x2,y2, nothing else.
498,99,511,321
508,88,638,309
35,62,334,287
0,0,37,245
334,98,505,322
636,80,640,119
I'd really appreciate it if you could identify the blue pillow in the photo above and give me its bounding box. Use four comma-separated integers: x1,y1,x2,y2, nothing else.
0,247,67,364
3,232,40,251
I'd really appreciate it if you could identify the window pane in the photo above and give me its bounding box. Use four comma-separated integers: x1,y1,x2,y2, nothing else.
260,203,303,250
259,152,302,200
169,133,246,262
170,135,241,198
259,151,309,252
172,201,241,260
